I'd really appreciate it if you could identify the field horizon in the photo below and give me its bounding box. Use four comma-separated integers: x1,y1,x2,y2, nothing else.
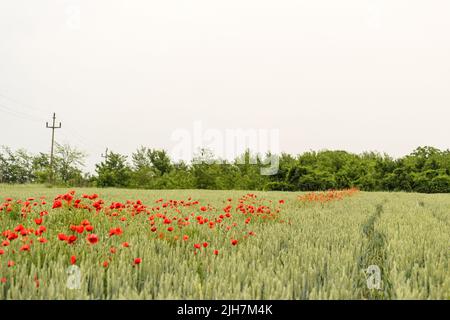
3,183,450,196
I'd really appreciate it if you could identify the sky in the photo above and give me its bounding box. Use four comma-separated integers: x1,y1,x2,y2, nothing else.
0,0,449,172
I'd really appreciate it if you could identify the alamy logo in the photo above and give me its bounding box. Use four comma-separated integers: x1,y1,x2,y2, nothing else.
66,265,81,290
65,0,81,30
366,265,382,290
170,121,280,175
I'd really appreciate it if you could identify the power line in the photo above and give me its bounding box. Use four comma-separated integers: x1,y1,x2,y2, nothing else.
64,124,104,150
0,103,44,123
0,93,47,122
0,92,46,114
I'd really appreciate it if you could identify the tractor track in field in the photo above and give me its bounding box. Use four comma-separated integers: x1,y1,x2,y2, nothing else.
356,201,393,299
430,209,450,227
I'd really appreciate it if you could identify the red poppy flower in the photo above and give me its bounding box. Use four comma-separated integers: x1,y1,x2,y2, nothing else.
75,226,84,234
200,206,207,212
34,218,43,225
52,200,63,209
122,242,130,248
71,255,76,265
194,243,201,249
0,249,4,255
231,239,238,246
85,225,94,232
103,261,109,268
58,233,68,241
87,234,99,245
20,244,30,252
109,227,123,237
110,247,117,254
67,235,77,244
203,242,208,248
40,211,48,217
0,277,6,283
151,227,157,232
213,250,219,255
134,258,142,265
8,232,18,241
183,235,189,241
38,237,47,243
7,261,14,267
167,227,174,232
2,240,10,247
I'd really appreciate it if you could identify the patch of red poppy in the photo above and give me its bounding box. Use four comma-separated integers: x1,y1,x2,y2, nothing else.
52,200,63,209
58,233,68,241
20,244,30,252
87,234,99,245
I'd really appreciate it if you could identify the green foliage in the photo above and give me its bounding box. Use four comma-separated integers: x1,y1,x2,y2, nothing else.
0,144,87,186
1,145,450,193
95,152,132,188
53,143,86,185
0,146,35,184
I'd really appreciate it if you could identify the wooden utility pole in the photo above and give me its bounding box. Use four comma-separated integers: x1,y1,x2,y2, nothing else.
46,113,62,183
101,148,109,161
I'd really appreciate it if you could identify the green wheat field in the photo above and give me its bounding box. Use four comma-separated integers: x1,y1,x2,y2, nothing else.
0,185,448,300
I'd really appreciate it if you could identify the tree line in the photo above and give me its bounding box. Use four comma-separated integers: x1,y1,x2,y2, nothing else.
1,144,450,193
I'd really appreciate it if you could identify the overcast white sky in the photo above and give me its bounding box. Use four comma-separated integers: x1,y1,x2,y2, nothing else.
0,0,449,172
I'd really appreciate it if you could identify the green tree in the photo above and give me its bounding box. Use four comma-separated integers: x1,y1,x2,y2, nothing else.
130,147,173,188
53,142,87,185
0,146,35,183
96,152,131,187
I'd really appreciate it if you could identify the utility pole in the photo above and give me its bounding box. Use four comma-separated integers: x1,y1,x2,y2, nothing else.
101,148,109,162
46,113,62,184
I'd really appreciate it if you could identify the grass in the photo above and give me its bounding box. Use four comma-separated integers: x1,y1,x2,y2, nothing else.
0,184,448,300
